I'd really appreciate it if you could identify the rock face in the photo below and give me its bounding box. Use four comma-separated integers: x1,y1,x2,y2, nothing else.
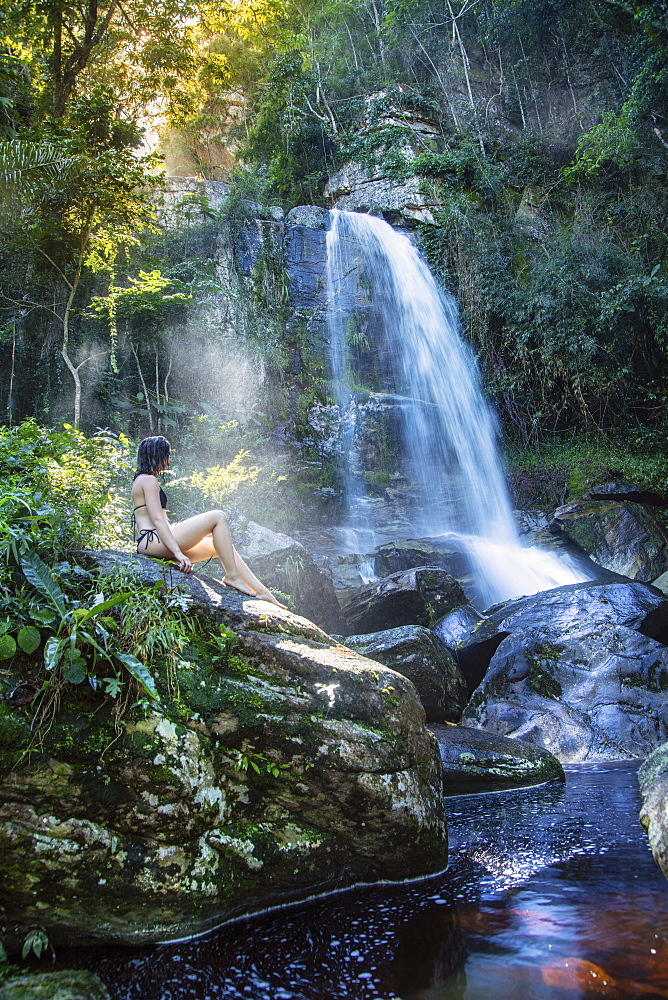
430,724,564,794
552,497,668,582
235,521,344,635
454,579,668,686
344,626,467,722
0,972,109,1000
639,743,668,881
461,623,668,762
340,568,468,636
0,551,447,951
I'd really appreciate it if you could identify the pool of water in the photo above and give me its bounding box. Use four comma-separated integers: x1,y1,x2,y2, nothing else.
78,762,668,1000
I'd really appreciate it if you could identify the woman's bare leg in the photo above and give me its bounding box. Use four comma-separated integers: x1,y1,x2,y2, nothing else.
168,511,286,607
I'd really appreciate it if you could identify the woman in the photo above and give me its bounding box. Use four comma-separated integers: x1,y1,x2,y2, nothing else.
131,435,286,608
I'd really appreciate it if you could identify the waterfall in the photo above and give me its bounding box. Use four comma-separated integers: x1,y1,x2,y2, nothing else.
326,209,589,608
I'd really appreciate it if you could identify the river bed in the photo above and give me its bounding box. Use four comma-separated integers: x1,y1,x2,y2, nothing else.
78,762,668,1000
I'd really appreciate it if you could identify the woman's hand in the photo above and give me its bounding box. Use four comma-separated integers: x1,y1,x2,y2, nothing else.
174,551,192,574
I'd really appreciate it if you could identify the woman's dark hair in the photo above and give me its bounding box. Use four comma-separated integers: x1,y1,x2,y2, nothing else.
135,435,171,477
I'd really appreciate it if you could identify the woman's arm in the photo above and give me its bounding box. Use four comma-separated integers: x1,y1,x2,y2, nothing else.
141,477,192,574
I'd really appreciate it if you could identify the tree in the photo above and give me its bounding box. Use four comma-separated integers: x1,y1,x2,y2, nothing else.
0,88,155,428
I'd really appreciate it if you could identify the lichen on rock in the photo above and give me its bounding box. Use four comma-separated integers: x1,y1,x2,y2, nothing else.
0,551,447,952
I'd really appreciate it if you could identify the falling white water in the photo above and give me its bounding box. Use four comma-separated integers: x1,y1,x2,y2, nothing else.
326,209,590,608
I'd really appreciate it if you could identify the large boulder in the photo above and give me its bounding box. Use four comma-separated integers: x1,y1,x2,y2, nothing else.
235,521,344,635
344,626,467,722
461,623,668,762
453,579,668,687
551,498,668,582
0,972,109,1000
340,568,468,636
0,551,447,952
373,538,470,582
639,743,668,881
429,723,564,794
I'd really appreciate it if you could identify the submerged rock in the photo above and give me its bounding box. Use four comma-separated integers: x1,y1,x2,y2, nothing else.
429,723,564,794
461,623,668,762
0,551,447,951
0,972,109,1000
639,743,668,881
344,626,467,722
341,568,468,636
551,498,668,582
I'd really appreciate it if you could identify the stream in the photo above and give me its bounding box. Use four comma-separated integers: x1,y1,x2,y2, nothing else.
75,761,668,1000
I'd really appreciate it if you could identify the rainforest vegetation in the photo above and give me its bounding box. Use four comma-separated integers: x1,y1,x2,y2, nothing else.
0,0,667,502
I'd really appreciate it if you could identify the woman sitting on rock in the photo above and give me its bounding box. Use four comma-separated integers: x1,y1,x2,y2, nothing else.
131,434,285,607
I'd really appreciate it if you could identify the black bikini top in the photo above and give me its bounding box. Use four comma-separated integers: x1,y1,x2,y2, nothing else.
132,474,167,521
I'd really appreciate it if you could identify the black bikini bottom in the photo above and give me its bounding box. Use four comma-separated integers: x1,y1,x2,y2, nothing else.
136,528,160,552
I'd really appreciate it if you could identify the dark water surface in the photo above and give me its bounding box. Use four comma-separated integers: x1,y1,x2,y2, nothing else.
78,762,668,1000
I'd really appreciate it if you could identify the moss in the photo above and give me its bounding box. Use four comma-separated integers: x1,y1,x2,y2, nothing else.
526,643,564,700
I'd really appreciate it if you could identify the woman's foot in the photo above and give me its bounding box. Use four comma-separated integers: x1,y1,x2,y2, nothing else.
222,576,256,598
256,590,288,610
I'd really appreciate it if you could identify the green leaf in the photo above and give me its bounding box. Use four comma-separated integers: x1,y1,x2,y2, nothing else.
17,625,41,654
0,635,16,660
78,591,131,623
102,675,123,698
62,658,87,684
44,636,65,671
0,619,11,636
113,651,160,701
20,550,67,618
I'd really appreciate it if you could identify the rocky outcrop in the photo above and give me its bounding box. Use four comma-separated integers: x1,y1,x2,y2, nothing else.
0,972,109,1000
430,724,564,794
551,497,668,582
639,743,668,881
0,551,447,952
344,626,467,722
452,579,668,685
341,568,468,636
235,521,344,634
461,622,668,762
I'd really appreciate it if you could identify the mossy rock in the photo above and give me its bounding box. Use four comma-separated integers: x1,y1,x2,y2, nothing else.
0,972,109,1000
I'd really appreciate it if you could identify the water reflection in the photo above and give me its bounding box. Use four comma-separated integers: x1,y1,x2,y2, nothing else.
71,763,668,1000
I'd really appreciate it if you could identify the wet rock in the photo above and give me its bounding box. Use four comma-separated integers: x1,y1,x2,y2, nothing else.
461,623,668,762
432,605,486,694
0,972,109,1000
0,551,447,951
341,568,468,637
429,723,564,794
344,626,467,722
373,538,470,582
454,579,668,688
551,498,668,582
234,521,344,635
284,206,330,311
639,743,668,881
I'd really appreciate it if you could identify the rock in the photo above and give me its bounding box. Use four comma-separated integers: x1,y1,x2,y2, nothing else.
587,480,667,507
429,723,564,794
373,538,470,583
344,626,467,722
454,579,668,688
284,207,330,311
234,521,345,635
0,973,109,1000
653,571,668,596
639,743,668,881
0,551,447,951
341,568,468,636
461,623,668,762
551,498,668,582
432,605,486,694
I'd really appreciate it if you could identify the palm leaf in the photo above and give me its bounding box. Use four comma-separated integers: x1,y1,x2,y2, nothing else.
20,550,67,619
